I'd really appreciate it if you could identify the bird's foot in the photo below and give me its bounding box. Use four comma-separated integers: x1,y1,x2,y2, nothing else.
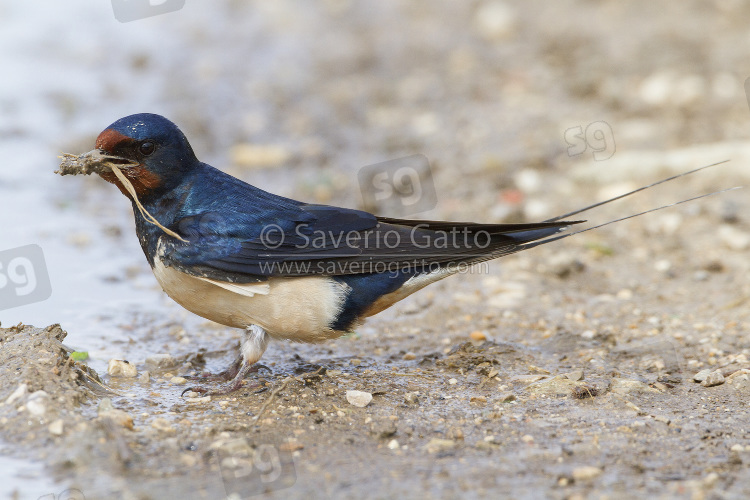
185,356,270,382
181,379,266,397
181,361,270,396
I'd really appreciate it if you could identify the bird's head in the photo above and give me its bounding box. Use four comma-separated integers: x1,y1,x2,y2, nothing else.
82,113,199,200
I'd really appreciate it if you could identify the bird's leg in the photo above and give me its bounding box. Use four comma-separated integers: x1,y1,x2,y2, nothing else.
183,325,270,396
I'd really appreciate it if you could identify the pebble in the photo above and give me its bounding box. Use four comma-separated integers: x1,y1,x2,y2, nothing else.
718,225,750,251
527,375,577,396
279,440,304,452
521,435,534,444
387,439,400,450
727,369,750,381
26,391,49,417
474,1,517,40
617,288,633,300
139,371,151,383
48,419,64,436
184,396,211,404
498,392,516,403
230,143,290,169
5,383,27,405
701,370,725,387
546,252,584,278
145,354,177,369
170,376,187,385
572,466,603,481
566,370,584,381
448,378,458,385
693,369,712,383
370,419,397,439
703,472,720,487
639,71,673,105
469,331,487,342
404,392,420,405
151,418,176,434
514,168,542,193
580,330,596,340
730,444,745,452
610,379,660,395
425,438,457,453
654,259,672,273
346,390,373,407
98,398,114,413
402,352,416,361
99,409,134,430
108,359,137,377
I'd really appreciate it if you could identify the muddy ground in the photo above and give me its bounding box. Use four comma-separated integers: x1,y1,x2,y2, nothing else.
3,1,750,499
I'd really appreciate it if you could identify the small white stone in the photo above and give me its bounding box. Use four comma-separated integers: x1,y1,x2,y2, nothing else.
108,359,137,377
474,1,517,40
170,377,187,385
26,391,49,417
448,378,458,385
514,169,542,193
702,370,725,387
184,396,211,404
654,259,672,272
48,419,64,436
693,369,712,383
719,225,750,251
5,383,27,405
572,466,603,481
345,390,373,408
387,439,400,450
230,143,290,169
703,472,720,487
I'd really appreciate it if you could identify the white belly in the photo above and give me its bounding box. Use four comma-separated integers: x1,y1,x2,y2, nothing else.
151,255,349,343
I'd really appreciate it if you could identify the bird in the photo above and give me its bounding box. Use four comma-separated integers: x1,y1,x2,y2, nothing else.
59,113,728,395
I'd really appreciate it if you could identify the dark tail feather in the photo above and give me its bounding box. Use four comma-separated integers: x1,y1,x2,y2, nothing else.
520,186,741,253
544,160,731,223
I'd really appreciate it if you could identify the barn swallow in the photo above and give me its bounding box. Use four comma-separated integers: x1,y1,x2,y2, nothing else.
62,113,729,395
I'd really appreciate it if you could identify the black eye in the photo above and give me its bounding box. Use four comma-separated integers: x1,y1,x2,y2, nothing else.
139,141,155,156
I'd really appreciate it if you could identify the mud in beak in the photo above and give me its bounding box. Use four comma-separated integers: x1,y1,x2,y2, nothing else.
56,149,138,176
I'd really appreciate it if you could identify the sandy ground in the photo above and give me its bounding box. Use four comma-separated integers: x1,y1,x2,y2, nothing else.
2,1,750,499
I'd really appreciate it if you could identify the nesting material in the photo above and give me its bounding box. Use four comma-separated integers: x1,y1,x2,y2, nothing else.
57,152,186,242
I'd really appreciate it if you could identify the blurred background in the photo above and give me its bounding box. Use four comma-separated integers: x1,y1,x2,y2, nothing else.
1,1,749,498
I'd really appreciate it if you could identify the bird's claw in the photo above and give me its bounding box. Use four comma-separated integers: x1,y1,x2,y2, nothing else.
180,379,266,397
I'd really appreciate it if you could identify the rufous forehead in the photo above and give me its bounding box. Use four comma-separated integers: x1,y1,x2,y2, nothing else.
96,129,133,153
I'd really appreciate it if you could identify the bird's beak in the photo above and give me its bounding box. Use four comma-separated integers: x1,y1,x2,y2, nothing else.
57,149,139,176
81,149,139,171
